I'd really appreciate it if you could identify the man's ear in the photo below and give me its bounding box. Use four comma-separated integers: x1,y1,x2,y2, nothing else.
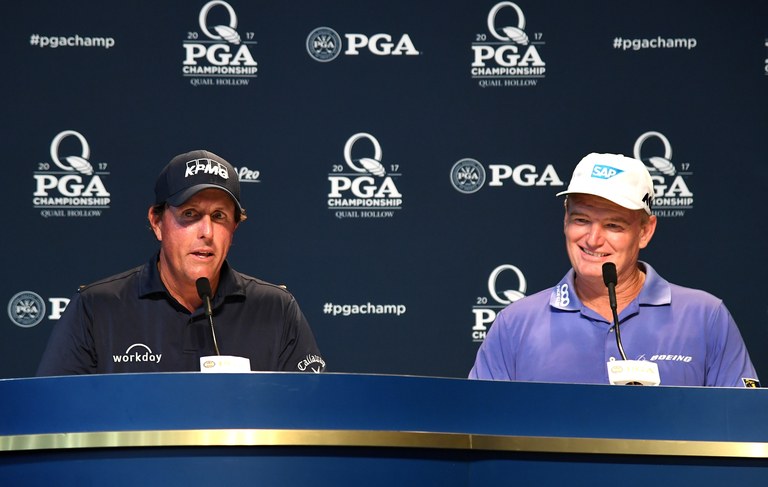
148,206,163,242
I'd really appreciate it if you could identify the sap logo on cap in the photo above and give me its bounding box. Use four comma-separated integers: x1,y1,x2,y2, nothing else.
591,164,623,180
185,158,230,179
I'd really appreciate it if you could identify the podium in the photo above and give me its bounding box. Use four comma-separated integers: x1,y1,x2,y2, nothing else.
2,373,768,485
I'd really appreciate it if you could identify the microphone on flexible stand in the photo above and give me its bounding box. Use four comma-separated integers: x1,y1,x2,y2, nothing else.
601,262,627,361
601,263,660,386
195,277,220,356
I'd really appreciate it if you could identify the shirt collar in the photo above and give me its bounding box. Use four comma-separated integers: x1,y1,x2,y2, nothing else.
549,260,671,311
138,251,246,304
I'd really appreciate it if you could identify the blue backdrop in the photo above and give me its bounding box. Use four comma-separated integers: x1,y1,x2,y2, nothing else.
4,0,768,379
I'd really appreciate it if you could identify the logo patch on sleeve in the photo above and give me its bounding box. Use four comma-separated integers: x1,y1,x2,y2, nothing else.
742,378,760,388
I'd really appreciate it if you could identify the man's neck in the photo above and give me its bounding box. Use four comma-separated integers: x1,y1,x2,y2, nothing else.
575,266,646,322
156,259,203,313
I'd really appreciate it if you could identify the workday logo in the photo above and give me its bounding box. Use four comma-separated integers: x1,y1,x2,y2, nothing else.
306,26,419,61
328,133,403,219
33,130,111,218
471,2,546,87
182,0,258,86
633,131,694,218
471,264,527,342
113,343,163,364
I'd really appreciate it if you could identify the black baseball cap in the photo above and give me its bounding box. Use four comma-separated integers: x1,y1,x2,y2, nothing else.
154,149,246,220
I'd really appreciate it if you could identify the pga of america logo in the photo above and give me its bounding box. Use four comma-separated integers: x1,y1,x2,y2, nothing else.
306,27,419,62
182,0,258,86
471,2,546,87
633,131,694,217
7,291,69,328
328,133,403,219
450,157,563,194
33,130,111,218
471,264,527,342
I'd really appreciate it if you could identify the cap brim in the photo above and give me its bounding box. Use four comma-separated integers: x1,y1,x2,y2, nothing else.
166,184,245,213
556,187,649,213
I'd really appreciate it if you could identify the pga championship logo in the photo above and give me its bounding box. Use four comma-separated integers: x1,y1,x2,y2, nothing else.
33,130,111,218
7,291,69,328
328,133,403,219
471,2,546,87
306,27,419,62
633,131,694,218
471,264,527,342
182,0,258,86
450,158,563,193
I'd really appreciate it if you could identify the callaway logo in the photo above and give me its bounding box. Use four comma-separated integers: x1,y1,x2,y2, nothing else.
185,158,229,179
297,354,325,373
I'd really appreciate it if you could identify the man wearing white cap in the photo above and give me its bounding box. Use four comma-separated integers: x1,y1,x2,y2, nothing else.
470,153,758,387
37,150,325,375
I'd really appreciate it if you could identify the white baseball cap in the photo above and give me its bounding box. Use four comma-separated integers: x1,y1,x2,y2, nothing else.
556,153,654,214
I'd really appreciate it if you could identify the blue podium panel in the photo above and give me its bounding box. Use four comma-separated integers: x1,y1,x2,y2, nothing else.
2,373,768,485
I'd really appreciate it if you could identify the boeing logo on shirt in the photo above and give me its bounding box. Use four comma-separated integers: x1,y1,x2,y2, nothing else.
591,164,623,180
650,354,692,362
185,158,230,179
297,353,325,373
113,343,162,364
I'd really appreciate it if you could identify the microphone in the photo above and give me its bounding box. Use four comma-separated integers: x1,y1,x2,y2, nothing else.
601,263,660,386
195,277,220,356
601,262,626,361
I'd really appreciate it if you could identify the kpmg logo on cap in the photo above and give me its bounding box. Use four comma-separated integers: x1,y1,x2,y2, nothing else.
633,131,694,218
33,130,111,218
328,133,404,219
471,264,527,342
182,0,258,86
591,165,624,180
306,26,419,61
185,158,230,179
471,2,546,88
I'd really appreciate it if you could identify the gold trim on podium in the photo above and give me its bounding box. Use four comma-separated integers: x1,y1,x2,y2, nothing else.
2,429,768,458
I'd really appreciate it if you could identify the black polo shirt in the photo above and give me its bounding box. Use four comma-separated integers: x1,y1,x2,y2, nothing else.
36,253,325,375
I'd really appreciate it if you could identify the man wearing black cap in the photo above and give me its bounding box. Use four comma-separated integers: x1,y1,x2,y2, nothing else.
37,150,326,375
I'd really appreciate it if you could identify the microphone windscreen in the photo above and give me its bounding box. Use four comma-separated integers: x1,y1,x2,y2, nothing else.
602,262,618,287
195,277,212,299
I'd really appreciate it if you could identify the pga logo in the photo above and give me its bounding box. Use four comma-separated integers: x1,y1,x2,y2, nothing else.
471,264,527,342
33,130,109,198
183,0,257,67
328,133,402,199
345,33,419,56
306,27,419,62
7,291,69,328
487,163,563,187
472,1,545,68
634,131,693,200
